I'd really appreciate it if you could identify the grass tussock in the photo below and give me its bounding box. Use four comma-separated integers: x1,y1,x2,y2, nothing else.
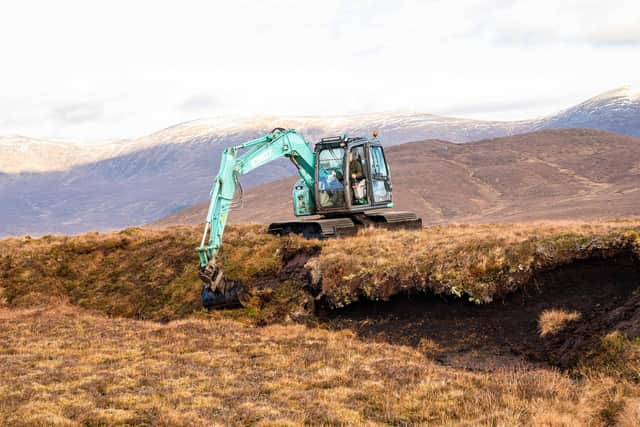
1,304,640,426
539,309,582,337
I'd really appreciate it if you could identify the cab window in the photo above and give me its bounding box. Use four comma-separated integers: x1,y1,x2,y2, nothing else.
368,146,391,202
317,147,346,208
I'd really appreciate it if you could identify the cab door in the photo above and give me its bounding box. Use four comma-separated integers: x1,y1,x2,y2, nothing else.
348,145,370,208
367,145,392,204
316,146,347,210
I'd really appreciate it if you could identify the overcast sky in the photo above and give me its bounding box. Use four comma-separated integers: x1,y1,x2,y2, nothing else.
1,0,639,141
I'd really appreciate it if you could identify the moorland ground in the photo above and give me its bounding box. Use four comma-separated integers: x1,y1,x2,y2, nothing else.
2,221,640,425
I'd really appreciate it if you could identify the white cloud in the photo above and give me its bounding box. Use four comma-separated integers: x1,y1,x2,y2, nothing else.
0,0,638,140
477,0,640,45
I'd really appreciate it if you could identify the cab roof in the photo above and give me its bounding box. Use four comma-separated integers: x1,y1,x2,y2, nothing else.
314,135,381,152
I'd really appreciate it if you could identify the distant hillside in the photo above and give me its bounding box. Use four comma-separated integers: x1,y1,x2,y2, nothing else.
2,87,640,236
155,128,640,227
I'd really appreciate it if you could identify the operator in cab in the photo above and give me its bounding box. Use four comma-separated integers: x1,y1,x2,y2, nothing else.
349,149,367,205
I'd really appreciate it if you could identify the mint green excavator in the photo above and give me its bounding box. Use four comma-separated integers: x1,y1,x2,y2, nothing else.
197,127,421,308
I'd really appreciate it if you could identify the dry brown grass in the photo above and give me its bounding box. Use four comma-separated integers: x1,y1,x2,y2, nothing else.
539,309,582,337
581,332,640,383
1,304,639,426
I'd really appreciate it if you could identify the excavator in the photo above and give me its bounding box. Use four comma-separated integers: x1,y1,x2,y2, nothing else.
197,128,422,308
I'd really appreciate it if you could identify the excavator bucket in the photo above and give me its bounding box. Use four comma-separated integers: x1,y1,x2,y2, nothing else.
201,284,240,309
199,264,241,309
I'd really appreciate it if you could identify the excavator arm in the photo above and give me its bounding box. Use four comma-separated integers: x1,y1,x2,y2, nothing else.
196,128,315,308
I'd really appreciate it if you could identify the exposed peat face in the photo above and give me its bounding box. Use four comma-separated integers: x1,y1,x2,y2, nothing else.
323,255,640,371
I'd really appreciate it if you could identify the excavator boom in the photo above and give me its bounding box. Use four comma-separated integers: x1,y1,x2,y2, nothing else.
197,128,315,308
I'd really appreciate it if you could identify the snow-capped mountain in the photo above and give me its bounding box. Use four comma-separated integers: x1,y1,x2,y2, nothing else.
0,135,133,174
1,87,639,236
536,86,640,136
1,113,525,175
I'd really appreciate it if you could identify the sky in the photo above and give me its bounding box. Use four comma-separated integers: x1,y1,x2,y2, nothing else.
0,0,639,141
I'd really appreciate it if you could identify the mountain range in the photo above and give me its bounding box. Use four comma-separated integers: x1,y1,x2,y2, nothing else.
155,128,640,228
1,86,639,236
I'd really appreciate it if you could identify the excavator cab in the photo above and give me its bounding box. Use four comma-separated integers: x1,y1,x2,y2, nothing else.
269,132,420,239
314,135,393,214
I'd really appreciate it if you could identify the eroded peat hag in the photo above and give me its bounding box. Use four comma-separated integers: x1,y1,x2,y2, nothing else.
2,222,640,324
321,254,640,371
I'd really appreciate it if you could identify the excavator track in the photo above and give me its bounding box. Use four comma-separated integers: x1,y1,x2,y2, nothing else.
267,211,422,239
